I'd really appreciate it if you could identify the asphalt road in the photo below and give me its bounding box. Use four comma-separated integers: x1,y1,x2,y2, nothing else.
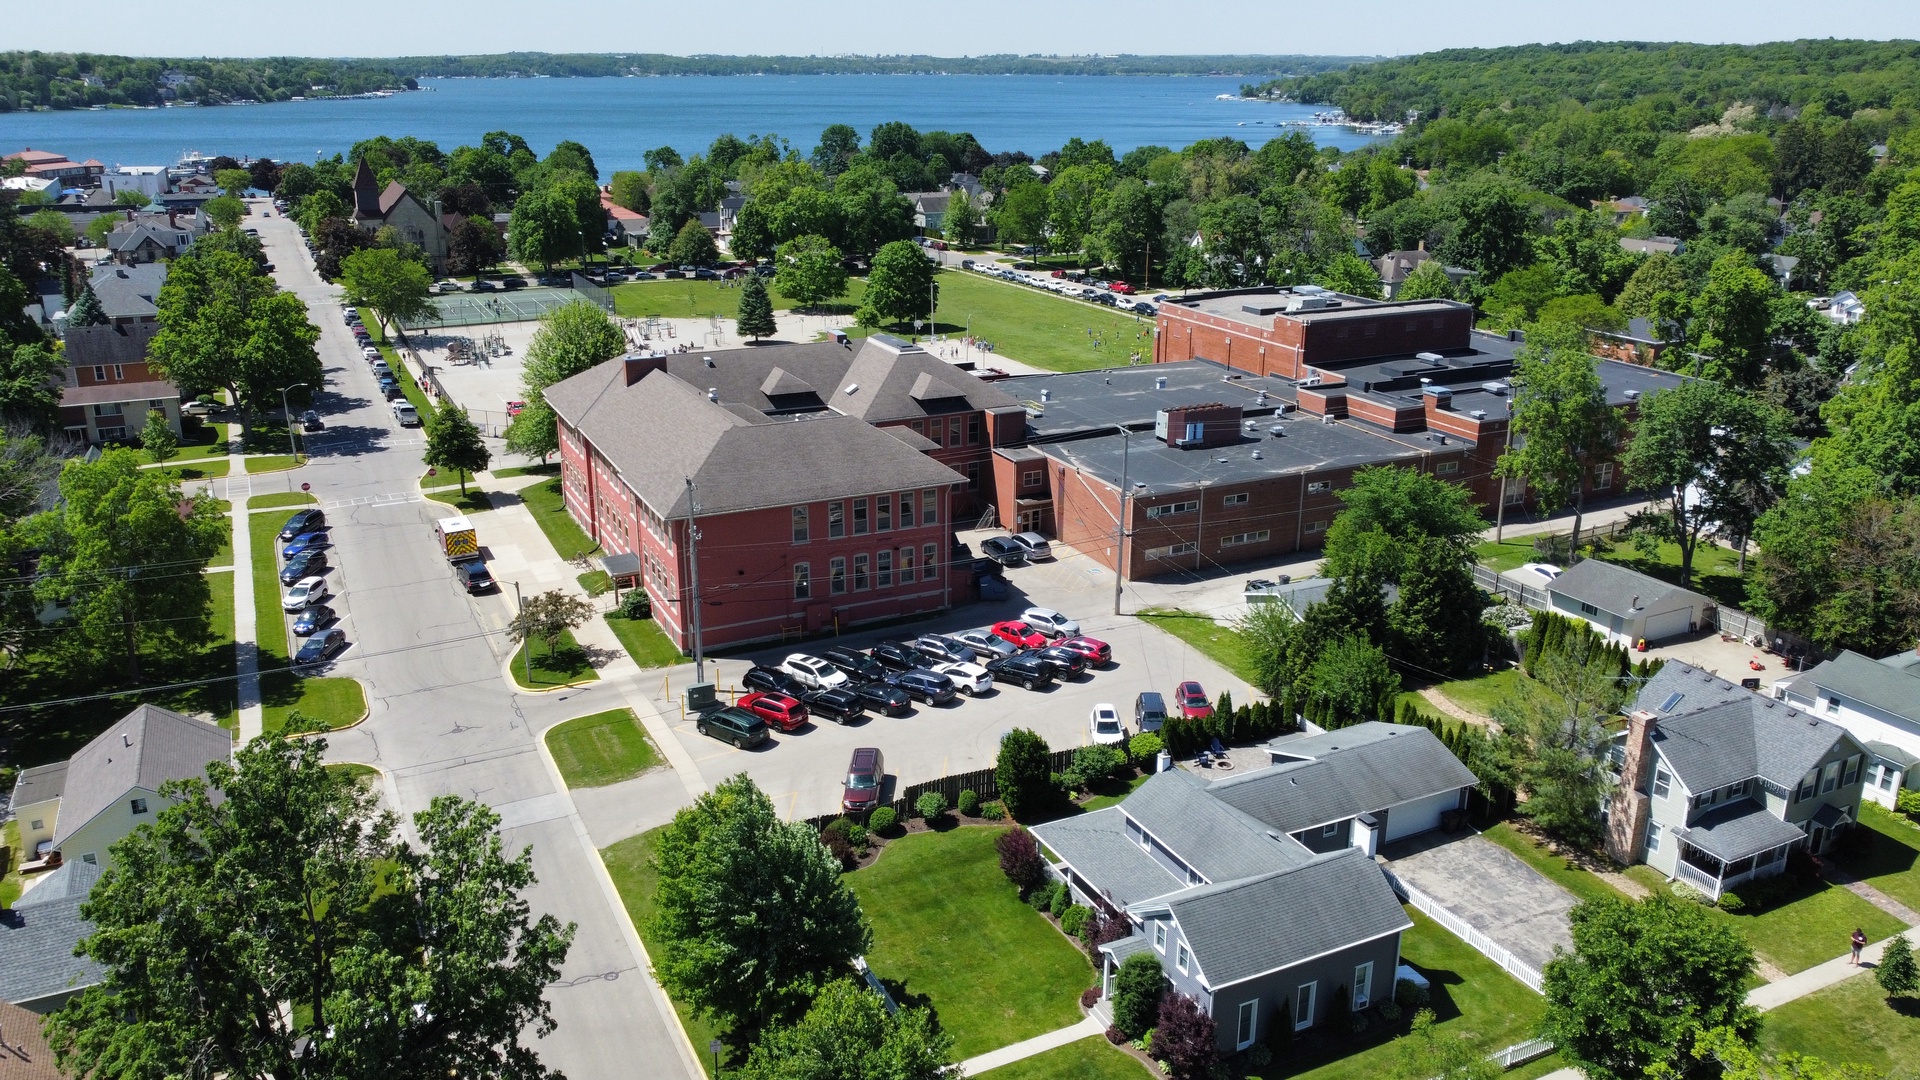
247,203,701,1080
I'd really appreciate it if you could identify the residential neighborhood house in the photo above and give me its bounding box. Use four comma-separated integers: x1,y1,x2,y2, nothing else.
0,861,106,1014
1545,559,1715,647
1776,647,1920,808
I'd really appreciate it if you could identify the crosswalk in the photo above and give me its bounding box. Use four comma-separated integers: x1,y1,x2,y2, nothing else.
323,491,426,510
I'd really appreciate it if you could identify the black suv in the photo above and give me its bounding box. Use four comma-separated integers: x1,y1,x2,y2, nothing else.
1031,645,1090,680
986,653,1056,691
870,641,924,673
279,551,327,586
850,681,912,716
742,665,808,698
807,686,867,725
979,536,1028,567
452,558,495,594
823,646,888,683
696,706,769,748
892,668,957,706
278,508,325,542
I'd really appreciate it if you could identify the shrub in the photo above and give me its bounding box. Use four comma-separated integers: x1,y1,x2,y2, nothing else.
1060,905,1092,938
868,806,898,833
844,822,868,848
1349,1013,1369,1034
1081,987,1103,1009
1897,788,1920,819
1063,744,1125,791
957,789,981,816
996,827,1048,894
1328,984,1351,1033
1028,880,1062,911
1112,953,1166,1038
1084,910,1130,952
1716,890,1745,913
915,791,950,821
981,800,1007,820
1878,933,1918,998
1394,978,1428,1010
617,589,652,619
996,727,1055,817
1377,1000,1402,1023
822,831,855,868
1050,883,1072,918
1243,1043,1274,1069
1129,731,1165,763
1155,992,1219,1080
1105,1024,1127,1045
822,817,853,841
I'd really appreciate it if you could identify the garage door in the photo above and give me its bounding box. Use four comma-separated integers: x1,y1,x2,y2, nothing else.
1643,606,1692,642
1385,789,1460,843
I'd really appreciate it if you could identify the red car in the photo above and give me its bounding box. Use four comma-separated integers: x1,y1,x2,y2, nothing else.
991,620,1049,649
738,691,808,732
1050,269,1067,278
1056,636,1112,666
1175,680,1213,720
1110,281,1135,295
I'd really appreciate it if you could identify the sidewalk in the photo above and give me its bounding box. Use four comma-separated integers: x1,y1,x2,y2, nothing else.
228,452,264,743
958,1015,1105,1076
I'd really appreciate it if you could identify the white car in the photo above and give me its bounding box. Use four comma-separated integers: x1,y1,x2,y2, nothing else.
1516,563,1563,585
932,661,993,696
1021,607,1079,639
781,653,849,690
1089,703,1127,746
283,576,329,611
361,346,380,360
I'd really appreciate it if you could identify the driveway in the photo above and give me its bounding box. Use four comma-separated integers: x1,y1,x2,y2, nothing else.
1382,831,1577,981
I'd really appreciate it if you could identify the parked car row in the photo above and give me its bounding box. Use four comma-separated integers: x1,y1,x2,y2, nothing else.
275,508,349,667
960,260,1157,315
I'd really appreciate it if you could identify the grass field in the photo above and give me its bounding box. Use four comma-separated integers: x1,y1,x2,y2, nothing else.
610,276,866,319
977,1037,1149,1079
510,631,600,689
1831,807,1920,914
1136,608,1259,684
1473,536,1545,573
247,454,302,474
601,829,733,1076
1593,538,1750,611
326,762,381,787
210,520,234,568
492,463,559,479
605,613,687,668
425,488,492,512
545,708,660,787
1622,865,1908,974
248,492,317,509
153,458,232,481
519,477,600,562
845,827,1093,1059
161,422,229,462
1434,667,1533,720
262,675,366,734
928,270,1154,372
250,509,296,665
1760,973,1920,1078
0,818,22,909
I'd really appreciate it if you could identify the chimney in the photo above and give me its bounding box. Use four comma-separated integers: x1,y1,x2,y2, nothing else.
1604,709,1659,865
123,733,132,747
623,353,666,386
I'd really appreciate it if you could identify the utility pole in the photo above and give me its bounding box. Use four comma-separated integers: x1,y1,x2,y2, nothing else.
1113,426,1131,616
280,382,307,461
685,477,706,683
1493,377,1522,543
513,580,530,685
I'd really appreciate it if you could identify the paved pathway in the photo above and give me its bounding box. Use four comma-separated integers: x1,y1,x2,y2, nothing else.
959,1015,1105,1076
228,452,264,743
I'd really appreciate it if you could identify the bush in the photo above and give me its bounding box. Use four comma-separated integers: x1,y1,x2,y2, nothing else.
1129,731,1165,763
996,826,1048,894
996,727,1055,817
981,800,1007,820
1155,992,1219,1080
1716,890,1745,913
617,589,652,619
868,806,898,833
822,831,855,868
957,789,981,816
915,791,950,821
1394,978,1428,1010
1897,788,1920,819
1028,880,1062,911
1243,1043,1273,1069
1104,1025,1127,1045
1063,744,1126,792
1060,904,1092,939
845,822,868,848
1050,883,1072,918
1112,953,1167,1038
1081,987,1103,1008
822,817,853,841
1376,1000,1402,1023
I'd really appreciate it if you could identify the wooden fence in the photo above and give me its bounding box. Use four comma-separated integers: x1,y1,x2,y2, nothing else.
800,747,1082,831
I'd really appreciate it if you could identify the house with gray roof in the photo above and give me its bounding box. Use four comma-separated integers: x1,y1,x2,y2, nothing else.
1775,647,1920,808
1604,662,1869,900
1032,720,1472,1053
1546,558,1714,646
0,860,106,1013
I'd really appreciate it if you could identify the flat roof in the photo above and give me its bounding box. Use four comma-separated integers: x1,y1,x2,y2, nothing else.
1174,286,1383,328
1002,361,1297,440
1038,413,1455,493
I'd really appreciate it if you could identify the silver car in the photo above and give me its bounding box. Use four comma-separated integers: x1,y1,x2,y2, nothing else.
1008,532,1053,560
954,628,1019,661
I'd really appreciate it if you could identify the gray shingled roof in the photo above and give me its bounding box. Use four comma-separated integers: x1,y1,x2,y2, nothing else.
87,264,166,321
760,367,814,397
1120,770,1307,884
1548,558,1708,618
544,364,964,519
1652,696,1854,793
1031,807,1183,908
1152,850,1410,987
1633,661,1751,718
1676,800,1808,862
52,704,231,848
644,336,1018,423
11,762,67,808
1218,723,1477,833
1867,741,1919,769
1793,650,1920,723
64,322,160,368
0,860,105,1009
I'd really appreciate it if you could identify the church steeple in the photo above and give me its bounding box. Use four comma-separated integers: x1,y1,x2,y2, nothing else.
351,156,380,218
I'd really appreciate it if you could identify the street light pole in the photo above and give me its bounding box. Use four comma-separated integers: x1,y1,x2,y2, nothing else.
513,580,530,685
1113,426,1131,616
685,476,706,683
280,383,307,461
1493,376,1522,543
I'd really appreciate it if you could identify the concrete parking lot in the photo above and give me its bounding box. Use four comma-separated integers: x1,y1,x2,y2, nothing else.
1383,831,1577,977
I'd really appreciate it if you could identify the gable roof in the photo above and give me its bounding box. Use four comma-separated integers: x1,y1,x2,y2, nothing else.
1119,769,1308,884
11,762,67,808
52,704,230,848
0,998,67,1079
87,264,166,321
0,860,105,1010
1791,650,1920,723
1675,799,1809,862
1217,722,1477,833
1029,807,1184,908
1633,660,1751,718
351,157,382,219
1653,696,1856,792
1548,558,1709,618
63,322,159,368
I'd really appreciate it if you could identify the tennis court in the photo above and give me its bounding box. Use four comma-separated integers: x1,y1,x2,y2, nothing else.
398,287,599,330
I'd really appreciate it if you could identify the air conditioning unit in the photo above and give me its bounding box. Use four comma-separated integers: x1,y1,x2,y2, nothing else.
1624,389,1642,401
1469,409,1487,420
1415,352,1445,363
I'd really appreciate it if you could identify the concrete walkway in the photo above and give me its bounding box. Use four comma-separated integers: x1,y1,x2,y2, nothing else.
229,452,263,743
958,1015,1105,1076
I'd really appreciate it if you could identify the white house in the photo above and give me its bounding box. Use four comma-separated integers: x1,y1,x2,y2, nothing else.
1546,558,1714,646
1776,648,1920,808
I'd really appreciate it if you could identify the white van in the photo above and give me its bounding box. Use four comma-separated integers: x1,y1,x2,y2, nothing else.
392,401,420,427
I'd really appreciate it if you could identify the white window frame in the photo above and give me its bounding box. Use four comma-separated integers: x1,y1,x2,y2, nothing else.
876,549,893,588
1645,820,1662,852
1153,922,1167,953
1146,500,1200,519
829,557,847,595
1175,943,1191,974
1236,998,1258,1050
1652,765,1671,800
1594,461,1615,490
1303,520,1327,535
1222,492,1249,506
793,563,811,601
1307,480,1332,494
792,505,809,544
1322,821,1340,838
1436,461,1459,475
922,543,938,581
1352,962,1373,1010
1294,982,1316,1031
922,489,939,525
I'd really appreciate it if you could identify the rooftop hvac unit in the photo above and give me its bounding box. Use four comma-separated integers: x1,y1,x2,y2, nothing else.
707,387,718,401
1470,409,1487,420
1270,425,1286,437
1624,389,1642,401
1323,414,1335,425
1155,376,1168,390
1302,376,1321,387
1252,449,1263,460
1482,381,1509,395
1040,388,1051,402
1415,352,1445,363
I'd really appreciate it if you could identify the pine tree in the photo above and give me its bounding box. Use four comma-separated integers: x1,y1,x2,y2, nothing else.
68,284,107,327
736,274,777,341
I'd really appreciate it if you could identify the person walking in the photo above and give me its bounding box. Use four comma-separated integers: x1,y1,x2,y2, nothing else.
1851,927,1868,965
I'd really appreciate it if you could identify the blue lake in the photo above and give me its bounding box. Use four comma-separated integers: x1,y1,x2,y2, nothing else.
0,74,1384,173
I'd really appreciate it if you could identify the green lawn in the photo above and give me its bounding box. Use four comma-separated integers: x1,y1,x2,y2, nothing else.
545,708,660,788
1622,865,1908,974
163,422,229,461
248,491,317,509
1081,772,1152,812
1760,972,1920,1078
492,463,558,479
928,270,1154,373
1473,536,1541,573
262,675,367,734
360,313,435,416
247,454,302,474
610,276,867,319
519,477,600,562
250,509,297,664
1,816,23,909
605,613,687,668
1479,821,1631,907
1831,806,1920,914
1275,909,1547,1080
210,519,234,568
249,510,364,734
602,829,734,1076
510,631,600,689
152,458,232,481
976,1036,1149,1079
425,488,492,512
846,827,1093,1059
1136,609,1259,685
1434,667,1533,720
1592,538,1750,611
326,762,381,787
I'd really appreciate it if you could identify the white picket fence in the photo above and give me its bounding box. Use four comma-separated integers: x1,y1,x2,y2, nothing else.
1384,868,1546,993
1488,1037,1557,1069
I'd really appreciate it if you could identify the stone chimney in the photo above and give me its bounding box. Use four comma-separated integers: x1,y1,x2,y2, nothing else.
624,353,667,386
1604,709,1659,865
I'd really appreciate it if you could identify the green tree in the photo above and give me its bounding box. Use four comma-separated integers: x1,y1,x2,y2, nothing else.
424,400,490,494
145,249,322,440
992,182,1052,248
113,188,151,208
1747,467,1920,657
28,208,76,248
0,340,65,434
1490,628,1625,843
339,247,434,332
1111,953,1166,1038
45,735,573,1080
507,186,581,270
1541,896,1757,1080
650,774,871,1029
1878,933,1918,1000
204,195,246,229
1397,259,1456,300
507,588,595,658
736,978,952,1080
736,273,778,341
1481,264,1565,328
608,170,650,213
214,167,253,196
1395,1008,1500,1080
1692,254,1778,387
943,189,978,245
1536,209,1639,300
1315,252,1385,299
1621,378,1796,586
1670,1026,1883,1080
447,215,502,276
994,728,1054,819
507,299,627,462
773,234,849,308
140,408,176,465
856,240,936,330
1438,176,1536,279
26,449,227,680
668,220,720,266
1497,322,1624,552
1304,635,1400,724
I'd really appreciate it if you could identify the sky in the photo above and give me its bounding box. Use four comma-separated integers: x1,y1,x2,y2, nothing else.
11,0,1920,58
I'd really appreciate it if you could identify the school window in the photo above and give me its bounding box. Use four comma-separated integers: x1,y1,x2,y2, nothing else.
922,489,939,525
948,422,962,448
926,418,943,443
853,554,870,591
853,499,869,535
1294,983,1317,1031
1307,480,1332,494
1594,462,1615,490
792,505,809,543
965,462,981,491
1222,492,1249,506
82,853,98,865
1146,501,1200,518
877,550,893,588
1153,922,1167,952
1652,765,1671,799
1352,962,1374,1010
130,798,148,814
877,495,892,531
1436,461,1459,475
1175,944,1191,974
900,547,915,580
967,416,981,444
1220,530,1270,548
900,491,915,525
922,543,938,581
830,557,847,595
1022,470,1043,490
911,419,925,434
793,563,811,601
828,501,845,538
113,364,125,380
1303,520,1327,535
1148,542,1198,559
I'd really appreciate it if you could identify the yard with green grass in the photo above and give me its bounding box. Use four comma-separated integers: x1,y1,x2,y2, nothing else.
1832,806,1920,914
611,277,866,319
1473,536,1543,573
492,463,558,480
250,510,297,664
1621,865,1907,974
510,631,600,689
845,827,1093,1059
152,459,232,481
1592,537,1750,611
518,477,599,562
248,492,316,509
162,422,229,461
601,829,734,1076
977,1036,1149,1079
262,675,366,734
928,270,1153,372
1136,609,1259,685
1760,973,1920,1078
1434,667,1534,720
247,454,302,474
2,818,23,909
425,488,492,512
605,613,687,668
326,762,381,787
545,709,659,787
